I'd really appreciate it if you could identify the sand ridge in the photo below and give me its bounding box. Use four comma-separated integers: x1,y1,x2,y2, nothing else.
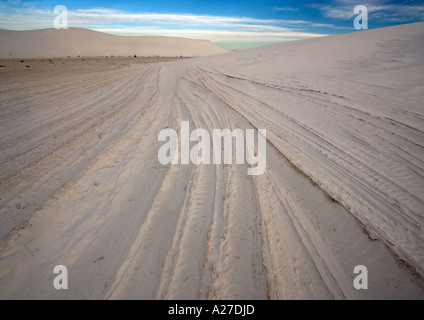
0,28,228,59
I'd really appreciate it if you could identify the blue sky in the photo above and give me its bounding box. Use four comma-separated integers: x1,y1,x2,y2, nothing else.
1,0,423,49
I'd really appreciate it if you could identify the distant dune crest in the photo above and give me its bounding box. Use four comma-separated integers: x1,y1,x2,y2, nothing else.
0,28,228,59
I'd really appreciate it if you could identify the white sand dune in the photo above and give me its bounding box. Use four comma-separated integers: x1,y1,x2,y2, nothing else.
0,22,423,299
0,28,227,58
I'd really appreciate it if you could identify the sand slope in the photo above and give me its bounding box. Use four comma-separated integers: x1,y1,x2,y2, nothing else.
0,22,423,299
0,28,228,58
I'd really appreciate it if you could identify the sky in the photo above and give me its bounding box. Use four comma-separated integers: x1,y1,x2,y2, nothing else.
0,0,423,50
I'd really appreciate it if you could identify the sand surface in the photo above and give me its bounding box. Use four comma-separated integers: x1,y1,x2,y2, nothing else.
0,23,423,299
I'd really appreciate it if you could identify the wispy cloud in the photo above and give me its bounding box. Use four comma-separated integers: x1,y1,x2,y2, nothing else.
0,3,333,48
71,10,285,26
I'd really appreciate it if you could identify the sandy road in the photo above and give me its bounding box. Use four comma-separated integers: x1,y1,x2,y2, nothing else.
0,56,423,299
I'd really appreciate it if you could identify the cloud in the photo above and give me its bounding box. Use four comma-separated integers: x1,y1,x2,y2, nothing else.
273,6,300,12
66,10,344,30
70,10,284,26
